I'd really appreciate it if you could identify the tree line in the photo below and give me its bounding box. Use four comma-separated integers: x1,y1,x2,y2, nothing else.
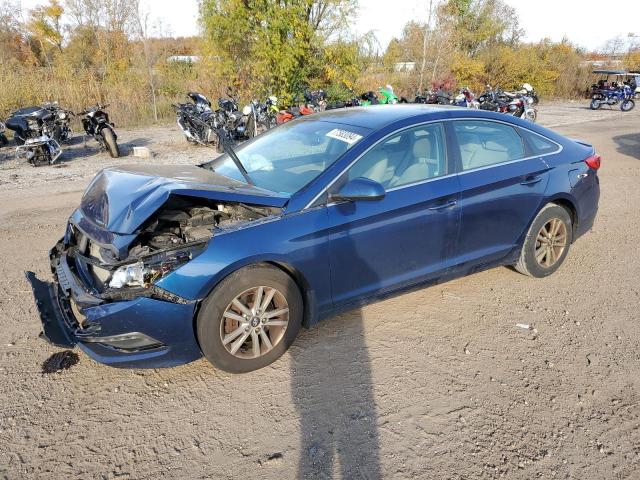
0,0,636,127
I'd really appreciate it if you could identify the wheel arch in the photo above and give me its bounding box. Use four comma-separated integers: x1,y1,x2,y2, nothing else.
192,258,317,339
515,194,579,251
545,194,579,239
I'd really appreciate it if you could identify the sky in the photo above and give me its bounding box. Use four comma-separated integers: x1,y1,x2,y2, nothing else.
18,0,639,52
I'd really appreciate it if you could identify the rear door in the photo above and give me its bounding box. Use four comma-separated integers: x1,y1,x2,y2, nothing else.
450,119,550,267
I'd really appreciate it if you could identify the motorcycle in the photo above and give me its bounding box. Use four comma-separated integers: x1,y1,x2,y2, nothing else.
173,92,219,146
520,83,539,105
215,87,260,146
0,120,7,146
506,93,537,122
4,104,65,166
44,102,74,143
245,97,278,135
359,91,379,106
590,84,635,111
275,91,323,124
453,87,479,108
78,104,120,158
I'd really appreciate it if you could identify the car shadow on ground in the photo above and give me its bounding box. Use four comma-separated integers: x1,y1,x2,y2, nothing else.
289,229,381,479
612,132,640,160
290,307,381,479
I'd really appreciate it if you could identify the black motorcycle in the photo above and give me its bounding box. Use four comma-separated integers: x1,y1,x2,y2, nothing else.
4,104,65,166
78,104,120,158
214,87,260,148
174,92,219,146
45,102,74,143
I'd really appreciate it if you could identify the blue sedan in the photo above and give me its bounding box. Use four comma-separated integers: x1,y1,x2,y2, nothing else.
27,105,600,372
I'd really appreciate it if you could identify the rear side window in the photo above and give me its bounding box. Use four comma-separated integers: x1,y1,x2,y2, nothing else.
519,128,560,155
453,121,524,171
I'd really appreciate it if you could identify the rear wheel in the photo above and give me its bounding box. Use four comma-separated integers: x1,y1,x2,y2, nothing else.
589,98,601,110
0,133,7,146
515,204,573,278
197,265,303,373
101,128,120,158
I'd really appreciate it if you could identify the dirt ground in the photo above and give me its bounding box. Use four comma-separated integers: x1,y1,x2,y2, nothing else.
0,102,639,479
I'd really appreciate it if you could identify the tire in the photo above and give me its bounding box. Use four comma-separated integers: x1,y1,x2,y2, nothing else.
14,134,25,146
0,133,7,147
524,109,537,122
621,99,635,112
515,203,573,278
196,264,303,373
245,116,257,138
101,128,120,158
589,99,601,110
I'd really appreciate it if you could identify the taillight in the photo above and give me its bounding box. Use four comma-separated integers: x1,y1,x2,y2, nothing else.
585,154,601,170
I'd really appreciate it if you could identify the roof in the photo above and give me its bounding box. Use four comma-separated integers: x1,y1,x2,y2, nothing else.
307,104,452,129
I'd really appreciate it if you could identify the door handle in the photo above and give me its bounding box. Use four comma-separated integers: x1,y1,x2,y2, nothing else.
427,200,457,211
520,175,542,185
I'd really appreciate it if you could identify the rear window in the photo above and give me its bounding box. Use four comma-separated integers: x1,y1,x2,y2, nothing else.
519,129,560,155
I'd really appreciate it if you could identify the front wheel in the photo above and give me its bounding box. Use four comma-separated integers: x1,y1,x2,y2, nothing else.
197,265,303,373
101,128,120,158
515,204,573,278
621,99,635,112
524,109,537,122
589,99,601,110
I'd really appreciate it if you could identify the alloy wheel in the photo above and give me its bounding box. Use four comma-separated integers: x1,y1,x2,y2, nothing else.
219,286,289,359
535,218,568,268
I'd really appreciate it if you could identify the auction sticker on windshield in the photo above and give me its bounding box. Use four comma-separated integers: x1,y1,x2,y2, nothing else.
326,128,362,145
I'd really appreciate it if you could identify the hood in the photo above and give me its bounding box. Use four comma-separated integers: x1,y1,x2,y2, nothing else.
80,164,288,234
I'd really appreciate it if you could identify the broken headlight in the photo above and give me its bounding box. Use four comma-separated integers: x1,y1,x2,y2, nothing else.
108,248,197,289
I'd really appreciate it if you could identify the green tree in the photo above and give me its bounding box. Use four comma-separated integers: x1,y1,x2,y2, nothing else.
200,0,358,101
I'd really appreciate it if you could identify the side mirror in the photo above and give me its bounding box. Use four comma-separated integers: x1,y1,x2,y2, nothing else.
330,177,385,202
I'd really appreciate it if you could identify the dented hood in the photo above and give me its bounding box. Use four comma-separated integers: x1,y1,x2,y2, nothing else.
80,164,288,234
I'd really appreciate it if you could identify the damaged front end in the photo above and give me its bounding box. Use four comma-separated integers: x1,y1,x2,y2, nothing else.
26,191,281,367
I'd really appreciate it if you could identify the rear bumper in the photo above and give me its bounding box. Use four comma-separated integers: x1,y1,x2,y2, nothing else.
26,247,203,368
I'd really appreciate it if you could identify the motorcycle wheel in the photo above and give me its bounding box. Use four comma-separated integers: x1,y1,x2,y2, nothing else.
14,135,25,146
101,128,120,158
0,133,7,147
621,99,635,112
524,109,537,122
589,99,601,110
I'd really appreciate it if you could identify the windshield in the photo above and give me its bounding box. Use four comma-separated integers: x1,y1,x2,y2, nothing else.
205,120,369,195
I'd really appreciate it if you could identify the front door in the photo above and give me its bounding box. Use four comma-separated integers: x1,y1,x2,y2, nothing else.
325,122,461,307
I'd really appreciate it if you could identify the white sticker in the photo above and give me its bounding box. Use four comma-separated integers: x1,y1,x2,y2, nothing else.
326,128,362,145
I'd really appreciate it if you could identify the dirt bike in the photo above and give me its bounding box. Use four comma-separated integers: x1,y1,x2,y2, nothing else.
590,85,635,111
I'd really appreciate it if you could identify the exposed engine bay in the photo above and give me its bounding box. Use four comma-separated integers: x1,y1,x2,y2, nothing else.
70,197,280,294
128,197,276,257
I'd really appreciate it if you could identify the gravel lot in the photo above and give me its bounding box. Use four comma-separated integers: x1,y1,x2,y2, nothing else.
1,102,639,479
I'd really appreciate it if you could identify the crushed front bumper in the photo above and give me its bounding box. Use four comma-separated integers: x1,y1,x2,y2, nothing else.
26,245,203,368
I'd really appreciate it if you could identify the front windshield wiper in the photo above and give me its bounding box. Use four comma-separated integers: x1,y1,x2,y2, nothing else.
216,128,255,186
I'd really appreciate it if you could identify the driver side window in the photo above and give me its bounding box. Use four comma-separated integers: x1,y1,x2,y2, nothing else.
343,123,447,190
